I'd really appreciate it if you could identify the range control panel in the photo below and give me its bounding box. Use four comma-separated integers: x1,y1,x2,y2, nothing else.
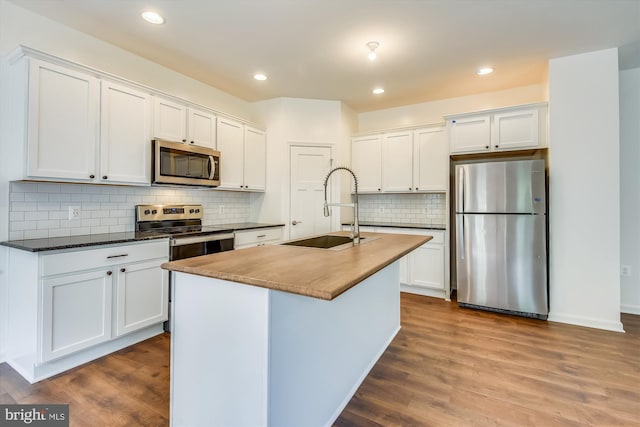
135,204,203,221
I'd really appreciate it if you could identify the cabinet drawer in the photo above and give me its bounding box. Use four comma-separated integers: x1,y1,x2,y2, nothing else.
234,227,283,246
41,240,169,276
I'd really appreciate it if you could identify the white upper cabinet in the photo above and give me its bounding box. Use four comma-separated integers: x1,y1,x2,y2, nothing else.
100,81,152,185
447,103,548,155
352,125,447,194
243,126,266,191
382,131,413,192
216,117,266,191
352,134,382,193
413,127,448,192
27,59,100,181
153,96,216,149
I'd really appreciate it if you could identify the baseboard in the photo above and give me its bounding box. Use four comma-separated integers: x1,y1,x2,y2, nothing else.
547,312,625,333
621,304,640,315
400,285,446,300
323,325,401,427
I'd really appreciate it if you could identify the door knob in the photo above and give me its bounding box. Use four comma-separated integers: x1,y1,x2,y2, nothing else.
292,220,303,225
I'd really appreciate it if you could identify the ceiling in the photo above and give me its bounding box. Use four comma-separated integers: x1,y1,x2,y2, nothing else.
9,0,640,112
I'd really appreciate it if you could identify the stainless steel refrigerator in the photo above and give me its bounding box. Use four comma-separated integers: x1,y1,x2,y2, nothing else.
455,159,548,319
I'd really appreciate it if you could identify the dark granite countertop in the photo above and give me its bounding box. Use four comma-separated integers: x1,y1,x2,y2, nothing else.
1,223,286,253
343,222,446,230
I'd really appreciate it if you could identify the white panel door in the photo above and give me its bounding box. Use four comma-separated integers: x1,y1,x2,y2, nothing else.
243,126,266,191
351,135,382,193
115,259,168,337
100,81,151,185
289,146,332,239
492,108,539,151
410,243,445,290
27,59,99,181
382,131,413,192
217,117,245,189
414,127,448,191
448,115,491,154
188,108,216,149
153,97,187,143
41,269,112,362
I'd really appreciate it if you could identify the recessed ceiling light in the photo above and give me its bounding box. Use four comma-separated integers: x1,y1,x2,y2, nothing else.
372,88,385,95
477,67,494,75
366,41,380,61
141,11,165,25
254,73,268,81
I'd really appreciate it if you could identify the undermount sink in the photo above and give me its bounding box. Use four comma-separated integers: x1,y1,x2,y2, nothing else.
281,234,362,249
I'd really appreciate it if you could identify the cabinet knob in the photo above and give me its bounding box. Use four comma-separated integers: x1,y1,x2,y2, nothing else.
120,268,126,273
182,139,187,142
415,187,418,191
190,141,195,144
89,174,95,179
485,146,489,149
378,188,381,192
106,271,112,276
102,175,108,180
409,187,412,191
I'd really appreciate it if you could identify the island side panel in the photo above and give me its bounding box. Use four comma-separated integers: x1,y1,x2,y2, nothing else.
268,262,401,427
170,273,269,427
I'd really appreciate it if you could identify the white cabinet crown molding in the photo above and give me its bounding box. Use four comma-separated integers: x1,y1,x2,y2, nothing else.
443,101,548,120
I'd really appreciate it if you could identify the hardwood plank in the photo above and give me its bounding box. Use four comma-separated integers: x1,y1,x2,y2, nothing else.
1,295,638,426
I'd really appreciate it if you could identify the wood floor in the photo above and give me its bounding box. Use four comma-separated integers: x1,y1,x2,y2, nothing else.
1,294,638,426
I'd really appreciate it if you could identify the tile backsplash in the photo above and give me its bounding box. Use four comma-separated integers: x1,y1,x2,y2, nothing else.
358,193,446,225
8,182,251,240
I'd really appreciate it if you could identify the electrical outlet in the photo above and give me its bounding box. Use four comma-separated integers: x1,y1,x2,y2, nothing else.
218,205,225,215
621,265,631,277
68,206,81,220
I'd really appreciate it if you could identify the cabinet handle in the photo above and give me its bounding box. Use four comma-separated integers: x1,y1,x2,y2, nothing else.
106,271,112,276
107,254,129,259
89,174,95,179
120,268,126,273
102,175,108,180
257,234,267,238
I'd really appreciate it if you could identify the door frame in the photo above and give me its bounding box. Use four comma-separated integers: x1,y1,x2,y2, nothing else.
288,142,335,240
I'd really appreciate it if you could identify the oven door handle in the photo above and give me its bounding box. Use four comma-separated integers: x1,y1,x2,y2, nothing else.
170,233,235,246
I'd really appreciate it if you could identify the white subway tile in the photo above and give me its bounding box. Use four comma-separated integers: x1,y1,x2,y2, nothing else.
9,231,24,240
37,183,61,193
70,227,91,236
9,212,24,221
10,221,37,231
49,228,71,238
10,193,25,202
25,211,48,221
23,229,48,239
90,226,109,234
37,202,60,211
37,220,60,229
49,211,67,220
11,202,38,212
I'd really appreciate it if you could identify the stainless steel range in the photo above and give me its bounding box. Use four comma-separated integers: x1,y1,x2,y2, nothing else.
135,204,235,330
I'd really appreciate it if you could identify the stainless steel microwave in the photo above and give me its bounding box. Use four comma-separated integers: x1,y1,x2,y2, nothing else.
153,139,220,187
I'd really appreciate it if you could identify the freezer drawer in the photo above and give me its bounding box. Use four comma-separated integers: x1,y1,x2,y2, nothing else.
456,213,547,316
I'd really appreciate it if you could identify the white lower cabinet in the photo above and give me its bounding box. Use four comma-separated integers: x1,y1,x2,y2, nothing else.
6,240,168,383
350,226,448,299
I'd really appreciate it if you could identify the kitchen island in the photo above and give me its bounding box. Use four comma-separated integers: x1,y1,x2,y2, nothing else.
162,231,430,427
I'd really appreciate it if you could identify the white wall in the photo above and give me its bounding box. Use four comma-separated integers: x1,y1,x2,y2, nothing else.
358,84,547,132
620,67,640,314
252,98,357,238
548,48,624,332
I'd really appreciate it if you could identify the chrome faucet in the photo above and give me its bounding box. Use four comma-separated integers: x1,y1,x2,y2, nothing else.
323,166,360,245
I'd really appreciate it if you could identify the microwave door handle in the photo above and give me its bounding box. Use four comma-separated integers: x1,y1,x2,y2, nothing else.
208,155,215,180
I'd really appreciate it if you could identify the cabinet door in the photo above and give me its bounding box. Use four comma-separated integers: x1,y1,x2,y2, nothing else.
115,259,168,337
492,108,539,151
448,115,491,154
100,81,151,185
41,269,113,362
153,97,187,143
243,126,266,191
27,59,99,181
217,117,245,189
382,131,413,192
409,243,445,290
352,135,382,193
414,127,448,191
188,108,216,149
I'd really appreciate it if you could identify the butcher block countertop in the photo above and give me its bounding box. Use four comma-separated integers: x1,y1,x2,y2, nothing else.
162,231,431,300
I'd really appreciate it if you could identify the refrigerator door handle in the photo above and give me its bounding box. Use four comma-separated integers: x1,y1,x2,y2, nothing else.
460,215,465,260
457,166,465,213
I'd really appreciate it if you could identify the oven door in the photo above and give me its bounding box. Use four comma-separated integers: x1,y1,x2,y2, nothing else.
154,139,220,187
